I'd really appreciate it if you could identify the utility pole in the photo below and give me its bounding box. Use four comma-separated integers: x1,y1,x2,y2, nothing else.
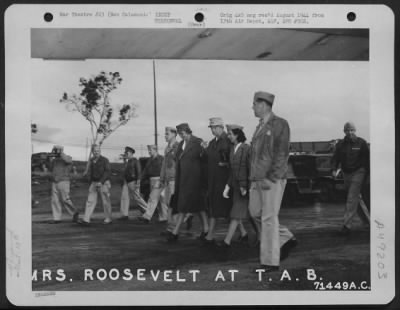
153,59,158,147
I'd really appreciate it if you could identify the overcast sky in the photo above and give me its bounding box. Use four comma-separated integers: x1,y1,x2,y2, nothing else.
31,59,369,162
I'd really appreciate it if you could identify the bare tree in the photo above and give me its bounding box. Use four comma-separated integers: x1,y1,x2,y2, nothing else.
60,71,137,173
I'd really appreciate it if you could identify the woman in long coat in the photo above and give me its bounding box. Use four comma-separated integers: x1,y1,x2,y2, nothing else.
203,118,232,244
167,123,209,242
219,125,252,248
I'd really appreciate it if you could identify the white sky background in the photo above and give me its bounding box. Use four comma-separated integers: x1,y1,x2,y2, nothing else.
31,59,369,162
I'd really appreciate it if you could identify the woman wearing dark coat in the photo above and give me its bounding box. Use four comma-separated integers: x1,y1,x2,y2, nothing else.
219,125,252,248
203,117,232,245
167,123,209,242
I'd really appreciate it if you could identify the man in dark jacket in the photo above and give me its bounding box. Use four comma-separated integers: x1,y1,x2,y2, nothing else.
332,122,370,235
203,117,232,245
138,145,166,223
118,146,148,220
79,144,112,225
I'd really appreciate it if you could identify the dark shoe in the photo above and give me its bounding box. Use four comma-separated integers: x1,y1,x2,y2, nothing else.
197,231,208,241
48,220,61,224
185,215,194,231
166,232,179,243
216,240,231,249
237,234,249,243
255,265,280,273
338,226,351,236
137,217,150,224
77,220,90,226
117,216,129,221
280,237,298,261
72,212,79,223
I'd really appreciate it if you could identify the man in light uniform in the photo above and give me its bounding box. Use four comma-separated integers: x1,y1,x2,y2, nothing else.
48,145,79,223
138,145,167,223
248,91,297,272
78,144,112,225
118,146,148,220
160,127,180,234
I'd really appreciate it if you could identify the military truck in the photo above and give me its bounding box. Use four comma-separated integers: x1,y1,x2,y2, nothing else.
283,140,345,205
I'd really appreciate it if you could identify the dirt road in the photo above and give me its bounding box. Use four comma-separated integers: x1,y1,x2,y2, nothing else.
32,179,370,291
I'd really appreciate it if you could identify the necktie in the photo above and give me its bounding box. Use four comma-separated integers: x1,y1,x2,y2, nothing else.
253,119,264,139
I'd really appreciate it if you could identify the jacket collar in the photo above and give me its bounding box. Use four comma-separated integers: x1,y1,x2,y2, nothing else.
252,112,277,140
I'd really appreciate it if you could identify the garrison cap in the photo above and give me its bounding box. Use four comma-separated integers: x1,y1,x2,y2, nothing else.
254,91,275,106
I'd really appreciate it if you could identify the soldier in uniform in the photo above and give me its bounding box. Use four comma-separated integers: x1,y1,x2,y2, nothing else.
118,146,148,220
248,91,297,272
332,122,370,235
159,127,180,235
78,144,112,225
138,145,166,223
47,145,79,223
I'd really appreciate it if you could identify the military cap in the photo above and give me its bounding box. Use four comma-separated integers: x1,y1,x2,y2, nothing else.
165,126,177,133
147,144,157,151
124,146,135,154
254,91,275,106
208,117,224,128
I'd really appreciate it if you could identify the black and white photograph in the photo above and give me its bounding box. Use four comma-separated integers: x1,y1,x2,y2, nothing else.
5,4,395,306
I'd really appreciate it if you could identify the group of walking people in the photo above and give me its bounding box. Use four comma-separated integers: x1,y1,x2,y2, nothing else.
43,90,369,272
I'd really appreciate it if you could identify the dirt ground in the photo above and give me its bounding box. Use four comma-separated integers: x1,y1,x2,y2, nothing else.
32,177,370,291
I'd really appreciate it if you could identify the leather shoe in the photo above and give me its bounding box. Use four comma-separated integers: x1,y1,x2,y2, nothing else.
197,231,208,241
280,238,298,261
166,232,179,243
77,220,90,226
72,212,79,223
237,234,249,244
137,217,150,224
48,220,61,224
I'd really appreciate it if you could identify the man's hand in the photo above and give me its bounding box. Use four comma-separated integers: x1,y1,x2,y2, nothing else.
240,187,247,196
260,178,272,190
332,169,341,179
95,182,102,189
222,184,230,198
200,141,208,149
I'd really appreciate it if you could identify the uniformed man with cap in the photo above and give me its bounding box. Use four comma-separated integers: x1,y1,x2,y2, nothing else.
159,126,180,234
78,144,112,225
138,144,167,223
118,146,148,220
249,91,297,272
47,145,79,223
332,121,370,235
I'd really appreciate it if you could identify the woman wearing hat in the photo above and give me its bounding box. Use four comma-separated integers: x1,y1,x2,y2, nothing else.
166,123,209,242
219,125,251,248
